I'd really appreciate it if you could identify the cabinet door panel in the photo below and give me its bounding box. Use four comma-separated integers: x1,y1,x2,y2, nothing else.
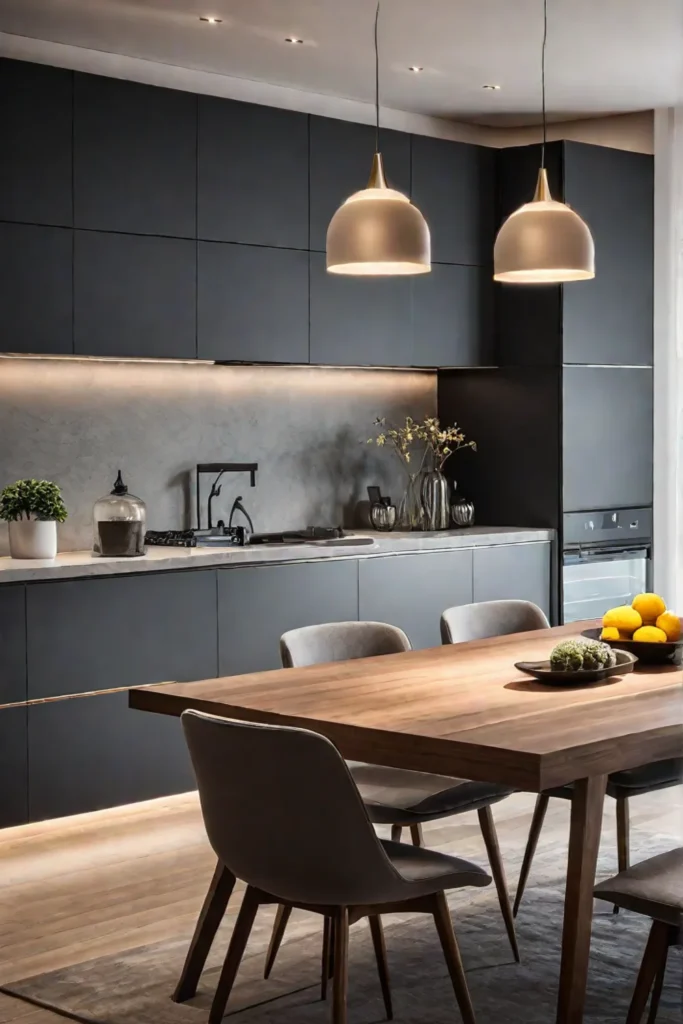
74,230,196,358
563,367,653,510
473,543,551,619
411,136,495,266
563,144,653,366
309,252,412,366
218,561,358,675
198,98,308,249
0,59,72,226
359,551,473,650
74,73,196,238
310,117,411,252
0,706,27,828
0,585,27,706
27,570,218,700
0,223,73,354
413,263,494,367
28,691,194,822
198,242,309,363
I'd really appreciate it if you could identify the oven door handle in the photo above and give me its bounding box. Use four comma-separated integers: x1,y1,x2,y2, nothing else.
563,546,650,565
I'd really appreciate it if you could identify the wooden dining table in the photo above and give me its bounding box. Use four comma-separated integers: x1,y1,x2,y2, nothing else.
129,620,682,1023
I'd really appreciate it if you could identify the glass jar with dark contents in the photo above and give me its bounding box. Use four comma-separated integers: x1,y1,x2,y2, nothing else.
93,471,146,557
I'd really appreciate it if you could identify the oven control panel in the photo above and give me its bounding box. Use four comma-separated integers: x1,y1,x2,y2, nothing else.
563,507,652,548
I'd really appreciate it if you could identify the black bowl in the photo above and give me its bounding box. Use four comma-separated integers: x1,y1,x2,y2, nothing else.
515,648,636,686
581,627,683,666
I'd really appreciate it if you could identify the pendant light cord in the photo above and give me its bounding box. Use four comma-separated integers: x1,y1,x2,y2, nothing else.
374,1,380,152
541,0,548,167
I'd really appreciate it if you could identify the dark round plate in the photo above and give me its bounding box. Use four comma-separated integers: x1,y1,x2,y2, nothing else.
515,648,637,685
581,627,683,666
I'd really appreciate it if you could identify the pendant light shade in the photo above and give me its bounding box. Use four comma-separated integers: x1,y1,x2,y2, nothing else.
327,153,431,275
494,169,595,283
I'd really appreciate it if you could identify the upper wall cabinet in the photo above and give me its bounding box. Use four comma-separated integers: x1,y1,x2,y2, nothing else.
562,143,653,366
0,59,72,227
412,263,494,367
74,74,197,238
309,117,411,253
411,136,495,266
198,98,308,249
0,222,73,354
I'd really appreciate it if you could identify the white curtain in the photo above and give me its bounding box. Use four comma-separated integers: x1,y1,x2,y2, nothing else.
653,109,683,611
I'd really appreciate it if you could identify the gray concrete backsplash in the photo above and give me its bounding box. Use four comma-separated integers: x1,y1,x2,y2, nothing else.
0,358,436,553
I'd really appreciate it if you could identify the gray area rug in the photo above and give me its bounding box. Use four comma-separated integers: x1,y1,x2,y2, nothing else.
3,833,682,1024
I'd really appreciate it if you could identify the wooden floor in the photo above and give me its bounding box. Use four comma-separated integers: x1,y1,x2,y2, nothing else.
0,788,679,1024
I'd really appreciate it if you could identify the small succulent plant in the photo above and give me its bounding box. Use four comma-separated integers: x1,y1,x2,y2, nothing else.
0,479,68,523
550,638,616,672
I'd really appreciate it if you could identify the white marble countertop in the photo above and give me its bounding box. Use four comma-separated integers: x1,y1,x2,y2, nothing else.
0,527,554,584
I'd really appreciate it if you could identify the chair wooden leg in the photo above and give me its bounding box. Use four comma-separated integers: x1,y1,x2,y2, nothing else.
321,916,332,1001
477,805,520,963
513,793,550,917
263,903,292,978
626,920,671,1024
391,824,402,843
614,796,630,915
368,915,393,1020
173,860,235,1002
332,907,350,1024
646,952,668,1024
431,891,477,1024
409,823,424,847
209,885,260,1024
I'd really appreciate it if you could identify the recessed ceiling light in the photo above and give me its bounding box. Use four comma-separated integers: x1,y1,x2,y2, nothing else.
285,36,304,44
482,83,501,90
199,16,222,24
408,66,424,73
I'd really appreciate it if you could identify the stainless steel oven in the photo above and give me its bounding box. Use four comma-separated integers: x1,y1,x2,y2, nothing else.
562,508,652,624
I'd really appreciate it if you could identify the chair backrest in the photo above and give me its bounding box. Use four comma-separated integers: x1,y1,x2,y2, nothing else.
280,620,411,668
440,599,550,645
182,710,403,906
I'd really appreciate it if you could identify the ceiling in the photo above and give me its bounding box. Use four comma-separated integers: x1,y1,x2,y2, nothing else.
1,0,682,126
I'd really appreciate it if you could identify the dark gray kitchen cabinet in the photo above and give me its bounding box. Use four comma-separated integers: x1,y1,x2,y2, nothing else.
309,116,411,252
412,263,494,367
0,585,27,706
26,570,218,700
197,242,309,363
74,230,196,358
0,58,72,227
28,690,194,822
359,550,473,650
411,136,495,267
198,97,308,249
473,543,551,619
309,252,413,366
0,706,27,828
563,143,653,366
74,73,196,238
217,560,358,675
0,223,73,354
563,366,653,511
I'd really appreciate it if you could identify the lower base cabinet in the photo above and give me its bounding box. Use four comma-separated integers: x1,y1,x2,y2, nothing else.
359,550,474,649
0,705,28,828
473,543,551,619
27,690,194,822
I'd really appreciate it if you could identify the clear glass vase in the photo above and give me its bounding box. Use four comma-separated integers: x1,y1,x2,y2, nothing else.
398,472,425,530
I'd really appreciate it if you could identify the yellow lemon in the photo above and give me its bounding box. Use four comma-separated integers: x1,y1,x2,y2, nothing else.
632,625,668,643
631,593,667,624
600,626,621,641
602,605,642,635
655,612,681,642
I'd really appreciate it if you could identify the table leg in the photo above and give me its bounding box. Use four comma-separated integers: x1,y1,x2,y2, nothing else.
556,774,607,1024
173,859,235,1002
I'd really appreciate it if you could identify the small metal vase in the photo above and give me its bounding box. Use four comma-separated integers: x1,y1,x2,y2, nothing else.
451,496,475,528
421,470,450,531
370,502,397,532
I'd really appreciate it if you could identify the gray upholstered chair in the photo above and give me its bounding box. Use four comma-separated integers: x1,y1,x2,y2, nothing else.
594,847,683,1023
264,620,518,977
440,599,550,645
182,709,491,1024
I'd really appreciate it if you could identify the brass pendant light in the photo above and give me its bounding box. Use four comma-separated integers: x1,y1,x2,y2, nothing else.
493,0,595,284
326,2,430,276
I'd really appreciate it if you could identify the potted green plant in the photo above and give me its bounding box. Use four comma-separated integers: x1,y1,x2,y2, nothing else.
0,479,67,559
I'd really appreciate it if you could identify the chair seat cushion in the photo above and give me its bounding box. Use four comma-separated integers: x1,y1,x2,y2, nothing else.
348,761,513,825
594,847,683,927
545,758,683,802
381,838,491,898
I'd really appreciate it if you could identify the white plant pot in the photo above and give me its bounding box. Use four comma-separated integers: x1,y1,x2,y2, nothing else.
8,519,58,560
